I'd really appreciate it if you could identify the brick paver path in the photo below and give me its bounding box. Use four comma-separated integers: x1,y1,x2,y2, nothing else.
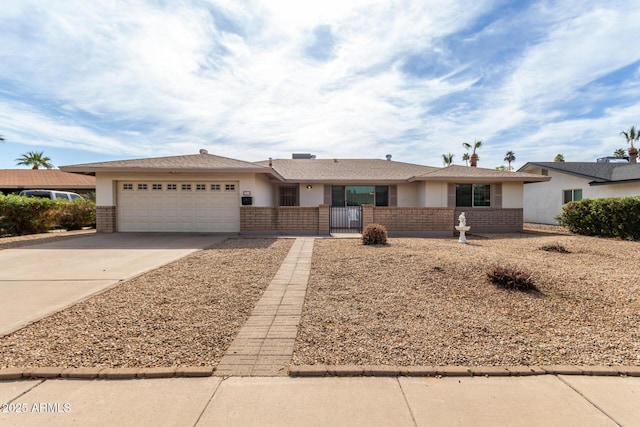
215,237,315,376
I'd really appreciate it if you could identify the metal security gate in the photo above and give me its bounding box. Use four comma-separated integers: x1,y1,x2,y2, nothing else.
330,206,363,233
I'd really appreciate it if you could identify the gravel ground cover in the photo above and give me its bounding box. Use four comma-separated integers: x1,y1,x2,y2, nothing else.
293,232,640,367
0,237,293,368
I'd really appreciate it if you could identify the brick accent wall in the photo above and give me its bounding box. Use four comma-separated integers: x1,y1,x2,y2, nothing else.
454,208,523,232
240,206,324,234
372,207,454,235
96,206,116,233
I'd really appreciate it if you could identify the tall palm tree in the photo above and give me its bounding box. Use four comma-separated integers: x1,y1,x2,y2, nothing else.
441,153,454,166
504,150,516,171
554,153,565,162
15,151,53,169
462,139,482,167
613,148,626,158
620,126,639,163
462,152,470,166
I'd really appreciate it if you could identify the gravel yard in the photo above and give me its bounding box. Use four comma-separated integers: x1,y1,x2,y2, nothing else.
0,237,293,368
293,232,640,367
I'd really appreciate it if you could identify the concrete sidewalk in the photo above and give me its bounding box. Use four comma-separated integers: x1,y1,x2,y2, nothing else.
1,375,639,426
0,233,228,336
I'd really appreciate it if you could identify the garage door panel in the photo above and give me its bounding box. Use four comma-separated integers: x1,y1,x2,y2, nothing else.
117,181,240,232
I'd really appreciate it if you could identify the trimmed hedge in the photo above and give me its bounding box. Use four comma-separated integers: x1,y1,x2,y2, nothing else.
556,196,640,240
0,194,96,236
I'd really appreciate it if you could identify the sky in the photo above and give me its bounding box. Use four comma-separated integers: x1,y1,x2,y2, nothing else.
1,0,640,170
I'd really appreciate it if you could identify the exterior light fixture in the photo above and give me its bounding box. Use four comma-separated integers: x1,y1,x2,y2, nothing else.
306,185,313,189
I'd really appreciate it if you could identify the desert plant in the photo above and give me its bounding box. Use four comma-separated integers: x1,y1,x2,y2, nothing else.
362,223,388,245
487,265,537,292
540,243,570,253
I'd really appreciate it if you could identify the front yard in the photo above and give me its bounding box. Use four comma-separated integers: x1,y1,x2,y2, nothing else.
1,231,639,369
293,234,640,366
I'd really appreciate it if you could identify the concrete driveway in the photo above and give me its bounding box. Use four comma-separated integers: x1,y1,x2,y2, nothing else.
0,233,228,336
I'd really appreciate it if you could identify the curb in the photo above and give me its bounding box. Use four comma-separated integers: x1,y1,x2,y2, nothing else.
288,365,640,378
0,367,215,381
2,365,640,381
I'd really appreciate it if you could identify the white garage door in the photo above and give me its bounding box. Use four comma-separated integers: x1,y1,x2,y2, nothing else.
117,181,240,232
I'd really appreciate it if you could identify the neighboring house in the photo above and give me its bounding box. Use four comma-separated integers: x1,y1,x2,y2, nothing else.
518,162,640,224
0,169,96,196
60,152,549,235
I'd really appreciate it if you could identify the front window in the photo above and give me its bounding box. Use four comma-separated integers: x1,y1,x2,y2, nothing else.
456,184,491,207
331,186,388,206
563,189,582,204
279,186,298,206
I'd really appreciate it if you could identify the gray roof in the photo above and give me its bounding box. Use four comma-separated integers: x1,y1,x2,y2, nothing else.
259,159,439,183
415,165,550,183
518,162,640,185
61,153,276,175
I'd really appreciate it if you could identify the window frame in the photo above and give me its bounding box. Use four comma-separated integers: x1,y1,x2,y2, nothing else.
455,184,491,208
563,189,583,204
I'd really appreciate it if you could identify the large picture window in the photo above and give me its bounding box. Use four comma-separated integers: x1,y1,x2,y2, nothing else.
331,186,388,206
456,184,491,207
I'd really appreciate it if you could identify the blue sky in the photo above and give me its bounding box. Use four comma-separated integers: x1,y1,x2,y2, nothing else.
1,0,640,170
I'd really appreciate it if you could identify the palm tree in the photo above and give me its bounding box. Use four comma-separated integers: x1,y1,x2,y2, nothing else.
442,153,454,166
554,153,565,162
504,150,516,171
613,148,626,158
15,151,53,169
0,135,4,142
620,126,639,163
462,152,470,166
462,139,482,167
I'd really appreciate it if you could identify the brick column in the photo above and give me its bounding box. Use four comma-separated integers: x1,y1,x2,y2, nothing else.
361,204,374,228
318,204,330,235
96,206,116,233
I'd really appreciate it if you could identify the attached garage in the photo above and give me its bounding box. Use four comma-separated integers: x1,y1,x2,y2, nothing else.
117,181,240,232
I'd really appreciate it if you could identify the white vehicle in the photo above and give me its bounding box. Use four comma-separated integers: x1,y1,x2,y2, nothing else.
18,190,84,201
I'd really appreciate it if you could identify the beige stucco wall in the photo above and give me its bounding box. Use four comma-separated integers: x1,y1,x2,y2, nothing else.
424,182,448,207
397,183,419,207
299,184,324,206
502,182,523,208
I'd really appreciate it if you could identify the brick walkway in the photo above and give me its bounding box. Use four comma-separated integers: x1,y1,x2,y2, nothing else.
215,237,315,376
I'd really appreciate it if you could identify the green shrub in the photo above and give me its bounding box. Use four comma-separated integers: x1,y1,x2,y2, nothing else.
487,265,537,292
0,194,59,235
56,199,96,230
0,195,96,235
362,223,388,245
557,196,640,240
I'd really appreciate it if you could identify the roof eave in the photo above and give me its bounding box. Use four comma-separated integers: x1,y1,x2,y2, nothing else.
61,166,278,175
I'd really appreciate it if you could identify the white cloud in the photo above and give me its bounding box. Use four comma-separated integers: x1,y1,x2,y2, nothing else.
1,0,640,169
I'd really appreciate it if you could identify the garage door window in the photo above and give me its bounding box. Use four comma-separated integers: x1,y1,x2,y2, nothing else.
152,184,163,190
196,184,206,191
137,183,148,191
123,183,133,190
181,184,192,191
225,184,236,191
167,184,177,190
211,184,221,191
